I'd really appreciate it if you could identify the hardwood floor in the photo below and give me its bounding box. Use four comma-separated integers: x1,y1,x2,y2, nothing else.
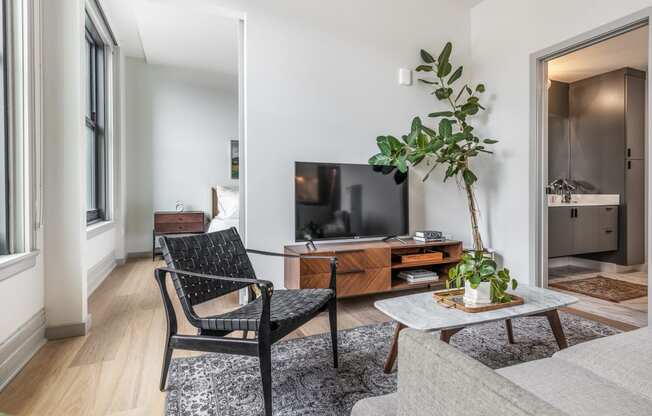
0,258,641,415
548,269,648,328
0,258,392,415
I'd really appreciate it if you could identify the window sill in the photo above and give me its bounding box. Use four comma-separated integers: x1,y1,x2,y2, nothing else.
0,251,40,283
86,220,114,240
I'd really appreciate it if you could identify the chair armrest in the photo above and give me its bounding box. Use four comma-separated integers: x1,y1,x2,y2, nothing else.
246,248,336,261
155,267,274,293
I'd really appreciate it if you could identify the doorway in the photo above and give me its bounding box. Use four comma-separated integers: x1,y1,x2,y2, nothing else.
532,17,650,327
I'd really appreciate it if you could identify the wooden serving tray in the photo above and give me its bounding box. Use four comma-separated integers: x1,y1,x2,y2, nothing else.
399,251,443,264
432,288,524,313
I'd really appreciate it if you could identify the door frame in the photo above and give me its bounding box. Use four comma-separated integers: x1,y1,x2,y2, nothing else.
529,8,652,297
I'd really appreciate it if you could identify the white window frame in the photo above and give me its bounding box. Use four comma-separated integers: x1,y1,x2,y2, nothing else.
0,0,43,280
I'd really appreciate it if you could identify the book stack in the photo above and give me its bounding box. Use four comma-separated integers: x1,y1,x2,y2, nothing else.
413,230,445,242
397,269,439,284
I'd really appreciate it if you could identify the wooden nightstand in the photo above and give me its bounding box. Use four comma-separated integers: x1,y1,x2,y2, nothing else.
153,211,206,260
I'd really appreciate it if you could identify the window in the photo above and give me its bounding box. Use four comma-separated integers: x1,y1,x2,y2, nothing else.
84,14,107,224
0,0,8,254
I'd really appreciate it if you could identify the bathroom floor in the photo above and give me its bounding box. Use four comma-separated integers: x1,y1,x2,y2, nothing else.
548,267,648,328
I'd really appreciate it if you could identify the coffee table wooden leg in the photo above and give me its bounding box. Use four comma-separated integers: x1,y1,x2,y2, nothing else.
544,309,568,349
384,322,406,374
440,327,464,343
505,319,515,344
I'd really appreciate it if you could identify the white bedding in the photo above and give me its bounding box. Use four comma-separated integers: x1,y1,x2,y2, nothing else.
208,217,239,233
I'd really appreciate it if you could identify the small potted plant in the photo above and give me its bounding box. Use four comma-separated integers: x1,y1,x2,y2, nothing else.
448,251,517,304
368,42,518,304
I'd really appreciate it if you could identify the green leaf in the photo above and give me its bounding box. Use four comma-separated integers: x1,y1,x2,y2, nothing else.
387,135,403,152
449,267,458,279
376,136,391,156
476,83,486,93
462,168,477,186
437,62,452,78
397,155,408,173
418,79,437,85
439,119,452,138
435,87,453,100
428,111,453,118
406,129,418,146
461,102,479,115
511,279,518,290
483,139,499,144
420,49,435,63
448,66,463,84
438,42,452,67
368,153,391,166
415,65,433,72
411,116,422,132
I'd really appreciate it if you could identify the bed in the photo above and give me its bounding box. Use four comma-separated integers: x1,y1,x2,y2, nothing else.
208,186,240,233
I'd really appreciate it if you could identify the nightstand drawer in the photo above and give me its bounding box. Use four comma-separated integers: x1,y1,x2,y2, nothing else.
155,221,204,234
155,212,204,224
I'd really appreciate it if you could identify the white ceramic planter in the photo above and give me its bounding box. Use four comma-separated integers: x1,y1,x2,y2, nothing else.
463,281,492,304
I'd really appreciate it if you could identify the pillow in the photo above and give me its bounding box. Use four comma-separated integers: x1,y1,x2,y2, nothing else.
216,186,239,219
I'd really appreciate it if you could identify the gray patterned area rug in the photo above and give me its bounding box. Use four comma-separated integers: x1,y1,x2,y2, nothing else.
166,312,619,416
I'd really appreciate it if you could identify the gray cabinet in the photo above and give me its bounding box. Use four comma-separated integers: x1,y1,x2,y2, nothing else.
548,207,573,258
569,70,626,194
563,68,645,265
548,206,619,257
626,74,646,159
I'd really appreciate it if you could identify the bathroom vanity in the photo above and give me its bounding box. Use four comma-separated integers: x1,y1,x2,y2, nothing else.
548,195,619,258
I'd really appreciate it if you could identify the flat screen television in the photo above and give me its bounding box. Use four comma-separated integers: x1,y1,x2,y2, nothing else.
295,162,409,241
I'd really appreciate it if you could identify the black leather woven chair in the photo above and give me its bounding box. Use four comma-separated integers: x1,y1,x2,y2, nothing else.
154,227,338,416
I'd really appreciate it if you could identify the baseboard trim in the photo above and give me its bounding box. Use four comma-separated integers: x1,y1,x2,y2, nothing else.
0,309,46,391
45,315,91,340
88,250,116,296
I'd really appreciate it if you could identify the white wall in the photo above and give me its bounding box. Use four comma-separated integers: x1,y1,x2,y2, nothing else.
181,0,473,289
0,253,43,342
470,0,652,289
125,59,238,254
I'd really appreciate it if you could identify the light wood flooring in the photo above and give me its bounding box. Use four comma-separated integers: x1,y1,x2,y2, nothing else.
0,258,640,415
547,268,648,328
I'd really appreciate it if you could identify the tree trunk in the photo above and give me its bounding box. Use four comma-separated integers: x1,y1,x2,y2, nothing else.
464,181,484,252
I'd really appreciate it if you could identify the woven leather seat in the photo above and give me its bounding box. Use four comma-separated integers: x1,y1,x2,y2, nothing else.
198,288,333,332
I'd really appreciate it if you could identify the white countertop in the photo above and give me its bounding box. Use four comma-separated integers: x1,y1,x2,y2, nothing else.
374,286,577,331
548,194,620,207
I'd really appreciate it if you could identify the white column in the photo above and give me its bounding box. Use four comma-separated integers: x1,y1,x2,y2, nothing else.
42,0,88,337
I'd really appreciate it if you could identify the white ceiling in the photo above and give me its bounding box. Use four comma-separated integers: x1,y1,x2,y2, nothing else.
548,26,648,83
101,0,238,75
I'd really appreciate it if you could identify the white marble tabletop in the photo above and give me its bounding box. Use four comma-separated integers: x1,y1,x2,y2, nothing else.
374,286,578,331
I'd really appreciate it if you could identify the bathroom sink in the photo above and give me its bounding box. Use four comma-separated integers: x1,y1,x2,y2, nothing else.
547,194,620,207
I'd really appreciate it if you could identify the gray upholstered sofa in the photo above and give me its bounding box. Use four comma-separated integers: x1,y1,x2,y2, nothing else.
352,327,652,416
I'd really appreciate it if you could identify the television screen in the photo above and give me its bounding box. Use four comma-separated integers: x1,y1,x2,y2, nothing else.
295,162,409,241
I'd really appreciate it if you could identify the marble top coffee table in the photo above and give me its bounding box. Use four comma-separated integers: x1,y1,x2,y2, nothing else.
375,286,578,373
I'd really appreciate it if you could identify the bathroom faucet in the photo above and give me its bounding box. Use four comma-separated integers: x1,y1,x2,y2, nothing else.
548,178,576,203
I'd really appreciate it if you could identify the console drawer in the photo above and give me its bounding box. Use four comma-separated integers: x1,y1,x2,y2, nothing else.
299,248,390,274
300,268,390,297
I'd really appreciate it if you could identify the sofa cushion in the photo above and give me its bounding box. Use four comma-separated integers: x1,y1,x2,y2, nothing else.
552,327,652,401
350,393,398,416
497,357,651,416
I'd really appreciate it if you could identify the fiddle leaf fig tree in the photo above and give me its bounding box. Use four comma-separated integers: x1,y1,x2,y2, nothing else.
369,42,518,302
